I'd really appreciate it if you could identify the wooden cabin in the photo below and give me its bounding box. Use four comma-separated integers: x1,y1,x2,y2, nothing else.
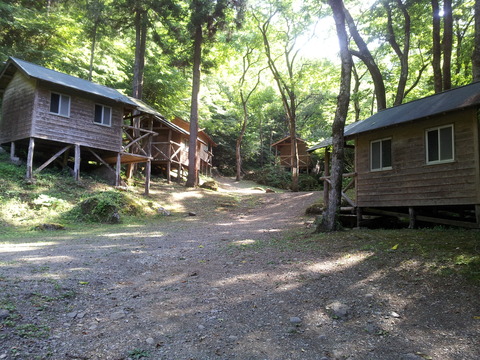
0,57,157,191
271,136,312,172
125,102,216,182
309,82,480,228
171,117,216,177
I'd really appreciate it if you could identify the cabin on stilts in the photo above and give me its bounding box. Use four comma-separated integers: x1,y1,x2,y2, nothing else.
0,57,155,193
309,82,480,229
170,117,216,177
271,136,312,173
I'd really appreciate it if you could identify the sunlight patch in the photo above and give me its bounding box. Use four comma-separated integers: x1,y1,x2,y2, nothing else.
306,253,370,273
0,242,58,252
231,239,257,246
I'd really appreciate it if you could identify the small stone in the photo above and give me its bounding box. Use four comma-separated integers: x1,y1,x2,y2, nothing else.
289,317,302,325
88,325,98,330
110,310,126,320
402,354,424,360
189,212,197,216
0,309,10,320
327,301,350,319
146,337,155,345
265,188,275,193
228,335,238,341
76,312,86,319
365,293,374,299
66,312,77,319
198,325,205,330
0,354,7,359
391,311,401,318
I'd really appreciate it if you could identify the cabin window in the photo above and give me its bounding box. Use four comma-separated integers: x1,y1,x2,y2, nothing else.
370,138,392,171
94,104,112,126
50,93,70,117
426,124,454,164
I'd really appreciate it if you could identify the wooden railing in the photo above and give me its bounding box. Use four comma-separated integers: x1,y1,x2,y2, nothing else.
121,125,157,158
320,172,357,207
151,140,189,165
277,154,311,168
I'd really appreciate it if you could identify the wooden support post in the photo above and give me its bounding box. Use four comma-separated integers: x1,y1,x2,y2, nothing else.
62,149,70,168
74,144,81,181
35,145,72,174
26,138,35,179
145,160,151,195
10,142,15,161
116,153,122,186
167,130,172,183
408,207,416,229
178,164,182,183
475,205,480,228
356,207,363,228
323,147,330,206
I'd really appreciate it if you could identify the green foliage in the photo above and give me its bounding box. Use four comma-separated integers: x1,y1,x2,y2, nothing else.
248,165,292,190
64,191,141,224
128,348,150,359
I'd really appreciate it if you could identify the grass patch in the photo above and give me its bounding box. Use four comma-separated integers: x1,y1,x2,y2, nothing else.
238,227,480,282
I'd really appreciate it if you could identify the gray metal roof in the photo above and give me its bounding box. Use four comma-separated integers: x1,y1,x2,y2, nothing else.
126,96,190,136
345,81,480,137
308,81,480,151
8,57,137,106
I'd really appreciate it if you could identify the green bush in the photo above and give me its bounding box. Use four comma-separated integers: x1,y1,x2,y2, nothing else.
64,191,141,223
298,174,321,191
253,165,292,190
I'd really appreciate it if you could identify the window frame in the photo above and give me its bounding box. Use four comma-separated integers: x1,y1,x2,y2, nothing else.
370,137,393,171
93,104,112,127
425,124,455,165
49,92,70,118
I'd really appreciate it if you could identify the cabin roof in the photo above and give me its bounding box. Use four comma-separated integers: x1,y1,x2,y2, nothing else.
271,136,308,147
2,57,137,106
127,97,190,136
308,81,480,152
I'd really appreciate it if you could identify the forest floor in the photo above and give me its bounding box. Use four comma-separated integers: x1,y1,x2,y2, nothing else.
0,177,479,360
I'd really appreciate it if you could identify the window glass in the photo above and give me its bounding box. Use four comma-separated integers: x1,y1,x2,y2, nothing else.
439,126,453,160
371,141,381,170
427,129,439,162
426,125,454,164
59,95,70,117
382,139,392,168
94,104,103,124
103,106,111,126
50,93,59,113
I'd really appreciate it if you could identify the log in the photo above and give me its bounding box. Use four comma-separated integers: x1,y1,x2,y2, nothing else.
74,144,81,181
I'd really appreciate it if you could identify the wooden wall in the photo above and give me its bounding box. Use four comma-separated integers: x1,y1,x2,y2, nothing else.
32,82,123,152
355,108,480,207
0,72,36,143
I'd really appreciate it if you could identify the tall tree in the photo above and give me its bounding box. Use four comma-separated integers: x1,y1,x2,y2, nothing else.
473,0,480,81
254,1,316,191
343,3,386,110
185,0,246,187
318,0,352,232
383,0,411,106
236,46,263,181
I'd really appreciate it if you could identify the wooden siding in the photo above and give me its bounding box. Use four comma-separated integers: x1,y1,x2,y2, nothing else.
355,108,480,207
0,72,36,143
31,83,123,152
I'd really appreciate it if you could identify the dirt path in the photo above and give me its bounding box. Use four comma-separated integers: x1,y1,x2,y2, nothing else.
0,179,478,360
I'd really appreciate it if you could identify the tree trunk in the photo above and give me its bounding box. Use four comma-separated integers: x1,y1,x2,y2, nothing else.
186,24,203,187
133,7,147,100
384,0,411,106
317,0,352,232
474,0,480,81
88,21,98,82
432,0,443,93
236,92,248,181
442,0,453,90
343,4,386,110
